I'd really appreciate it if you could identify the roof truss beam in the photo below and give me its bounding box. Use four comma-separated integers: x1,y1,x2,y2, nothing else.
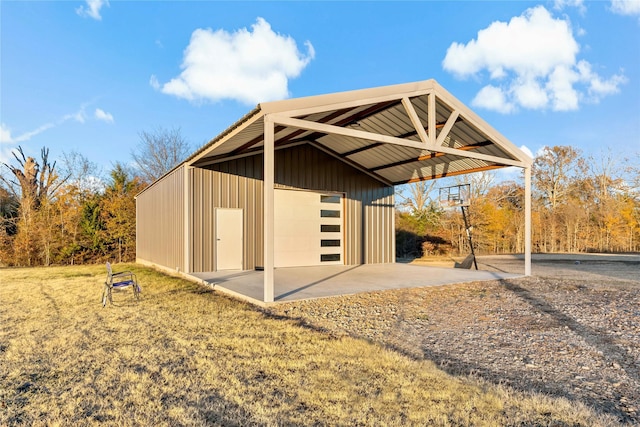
272,115,428,151
393,164,505,185
402,97,429,144
435,110,460,147
271,115,526,167
370,141,493,172
307,140,393,186
428,93,437,146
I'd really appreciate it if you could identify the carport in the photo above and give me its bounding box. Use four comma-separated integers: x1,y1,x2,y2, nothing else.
136,79,533,303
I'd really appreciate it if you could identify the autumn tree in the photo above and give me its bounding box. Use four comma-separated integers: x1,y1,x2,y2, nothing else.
54,151,104,264
0,184,18,265
394,181,447,258
532,146,585,252
0,146,69,265
131,127,191,183
101,163,146,263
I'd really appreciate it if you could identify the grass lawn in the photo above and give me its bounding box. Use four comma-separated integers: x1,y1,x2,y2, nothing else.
0,264,617,426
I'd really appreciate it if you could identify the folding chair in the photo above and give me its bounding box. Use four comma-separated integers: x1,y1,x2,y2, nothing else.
102,262,141,307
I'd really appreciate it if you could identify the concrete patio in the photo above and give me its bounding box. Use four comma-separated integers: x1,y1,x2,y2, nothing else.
189,263,520,305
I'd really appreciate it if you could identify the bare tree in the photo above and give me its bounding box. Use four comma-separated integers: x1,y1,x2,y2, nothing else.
131,127,192,183
455,171,495,199
396,181,436,213
60,150,104,197
0,146,70,265
395,181,443,226
533,146,585,210
0,146,68,210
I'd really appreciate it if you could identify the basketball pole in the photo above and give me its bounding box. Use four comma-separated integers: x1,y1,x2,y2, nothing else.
460,205,478,270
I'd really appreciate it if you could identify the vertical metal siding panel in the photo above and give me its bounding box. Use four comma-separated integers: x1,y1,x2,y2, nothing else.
388,190,395,262
199,168,205,273
191,157,263,272
371,187,378,263
191,169,200,273
204,171,212,272
367,186,373,264
378,188,385,262
196,143,394,269
256,178,264,267
194,169,200,272
136,165,185,271
248,178,256,270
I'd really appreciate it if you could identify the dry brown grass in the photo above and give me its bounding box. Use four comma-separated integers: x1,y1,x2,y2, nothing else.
0,264,619,426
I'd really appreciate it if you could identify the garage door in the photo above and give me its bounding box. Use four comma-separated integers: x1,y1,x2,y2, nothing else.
274,189,343,267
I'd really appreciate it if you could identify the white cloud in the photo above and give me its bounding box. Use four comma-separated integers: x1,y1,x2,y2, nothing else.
155,17,315,105
443,6,579,79
610,0,640,16
0,122,54,164
513,78,549,109
1,104,112,151
554,0,586,13
1,123,13,144
149,75,160,90
442,6,626,113
576,60,628,98
1,122,55,144
63,108,87,124
471,85,515,114
76,0,109,21
95,108,114,123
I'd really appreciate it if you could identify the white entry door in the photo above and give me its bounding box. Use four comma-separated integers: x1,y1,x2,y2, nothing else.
274,189,343,267
216,208,243,270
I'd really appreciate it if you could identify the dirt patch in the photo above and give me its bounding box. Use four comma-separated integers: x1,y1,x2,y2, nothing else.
269,266,640,425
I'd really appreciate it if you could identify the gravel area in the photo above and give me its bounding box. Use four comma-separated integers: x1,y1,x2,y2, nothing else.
268,257,640,425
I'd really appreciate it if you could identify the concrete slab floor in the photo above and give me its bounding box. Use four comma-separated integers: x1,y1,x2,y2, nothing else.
189,263,520,305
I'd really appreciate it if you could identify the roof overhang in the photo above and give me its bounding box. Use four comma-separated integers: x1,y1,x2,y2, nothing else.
187,79,532,186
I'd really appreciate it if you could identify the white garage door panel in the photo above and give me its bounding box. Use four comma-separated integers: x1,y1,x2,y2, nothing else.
274,189,343,268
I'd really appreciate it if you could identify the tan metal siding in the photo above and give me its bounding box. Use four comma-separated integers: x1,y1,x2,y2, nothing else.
190,158,263,272
192,144,393,272
136,165,185,271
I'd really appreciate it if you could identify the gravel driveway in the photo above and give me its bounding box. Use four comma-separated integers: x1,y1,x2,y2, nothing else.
269,255,640,425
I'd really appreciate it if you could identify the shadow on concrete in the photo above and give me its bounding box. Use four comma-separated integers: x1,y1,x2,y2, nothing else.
275,266,361,301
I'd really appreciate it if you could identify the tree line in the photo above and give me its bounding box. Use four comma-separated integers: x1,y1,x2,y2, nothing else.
397,146,640,258
0,128,190,267
1,140,638,267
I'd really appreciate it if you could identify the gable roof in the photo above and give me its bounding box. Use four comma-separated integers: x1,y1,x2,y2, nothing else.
187,79,532,186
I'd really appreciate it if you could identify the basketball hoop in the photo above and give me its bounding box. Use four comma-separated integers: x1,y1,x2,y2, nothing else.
437,183,477,270
438,184,470,209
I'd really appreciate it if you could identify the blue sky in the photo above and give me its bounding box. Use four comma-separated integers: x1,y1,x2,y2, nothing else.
1,0,639,179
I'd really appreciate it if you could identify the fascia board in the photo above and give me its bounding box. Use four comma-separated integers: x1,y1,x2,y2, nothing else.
259,80,436,117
